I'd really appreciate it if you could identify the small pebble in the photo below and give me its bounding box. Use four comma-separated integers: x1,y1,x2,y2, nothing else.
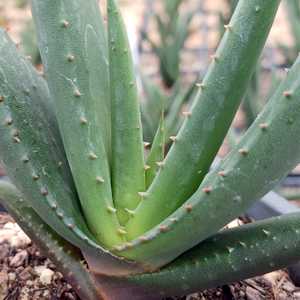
9,250,28,268
34,266,54,285
8,272,16,282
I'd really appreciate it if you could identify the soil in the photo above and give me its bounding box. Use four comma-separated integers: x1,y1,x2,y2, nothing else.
1,213,300,300
0,214,79,300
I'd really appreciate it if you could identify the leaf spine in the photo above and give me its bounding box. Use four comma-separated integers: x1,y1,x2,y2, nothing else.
56,210,64,219
89,152,98,160
107,206,117,214
50,202,57,210
80,116,88,124
283,90,293,98
32,173,39,180
239,241,247,247
13,136,21,143
227,246,234,253
125,242,133,248
61,20,70,28
144,142,151,148
210,54,219,61
67,222,75,229
21,155,29,163
182,111,192,117
40,187,48,196
224,24,232,31
124,208,135,216
117,228,127,236
218,170,226,177
262,229,271,236
238,148,249,156
138,192,148,199
195,82,205,88
96,176,105,183
11,129,19,137
169,136,177,142
259,123,269,130
112,245,123,252
202,186,212,194
156,161,165,168
74,88,82,97
185,204,193,212
159,225,169,233
67,54,75,62
144,164,151,171
4,117,13,126
139,236,149,243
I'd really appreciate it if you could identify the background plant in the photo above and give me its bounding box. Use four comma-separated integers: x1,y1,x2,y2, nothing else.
2,1,300,299
15,0,29,9
140,0,197,143
280,0,300,64
141,0,195,88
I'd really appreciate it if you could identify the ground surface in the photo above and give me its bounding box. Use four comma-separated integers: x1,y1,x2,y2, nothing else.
1,213,300,300
0,214,79,300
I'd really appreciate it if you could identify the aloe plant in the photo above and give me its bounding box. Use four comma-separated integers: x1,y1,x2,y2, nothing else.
141,0,195,88
2,0,300,299
281,0,300,64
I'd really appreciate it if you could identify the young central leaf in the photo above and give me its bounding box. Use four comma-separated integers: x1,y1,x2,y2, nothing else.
108,0,146,225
